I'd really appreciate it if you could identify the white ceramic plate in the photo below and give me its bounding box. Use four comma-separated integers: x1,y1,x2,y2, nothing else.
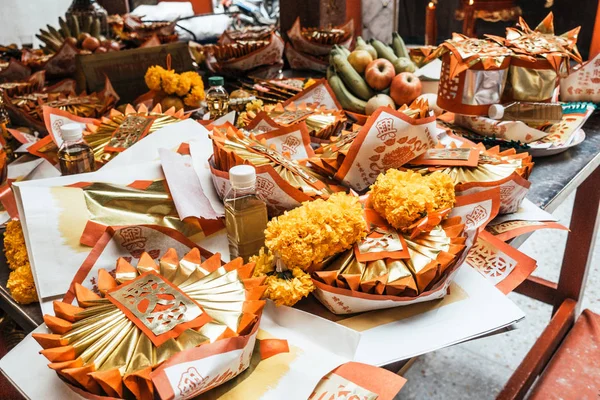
527,128,586,157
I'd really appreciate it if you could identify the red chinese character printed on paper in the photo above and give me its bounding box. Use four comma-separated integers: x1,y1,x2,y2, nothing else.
375,118,397,141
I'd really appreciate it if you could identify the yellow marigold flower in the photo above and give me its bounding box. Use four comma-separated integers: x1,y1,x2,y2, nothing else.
304,78,317,88
144,65,164,91
161,69,180,95
427,171,456,211
7,264,37,304
265,192,367,270
182,71,204,89
175,74,192,97
4,220,28,270
264,268,315,306
245,99,264,114
370,169,435,230
184,85,205,107
250,247,275,276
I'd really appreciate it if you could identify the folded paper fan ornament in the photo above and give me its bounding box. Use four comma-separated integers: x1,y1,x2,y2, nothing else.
83,103,188,163
210,125,341,201
410,143,533,214
34,249,265,400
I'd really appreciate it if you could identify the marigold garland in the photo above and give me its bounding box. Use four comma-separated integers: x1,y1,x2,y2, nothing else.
4,220,38,304
265,192,367,271
144,65,205,108
370,169,456,231
250,248,315,307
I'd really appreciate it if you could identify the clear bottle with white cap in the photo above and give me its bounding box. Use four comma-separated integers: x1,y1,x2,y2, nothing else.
57,123,96,175
488,102,563,125
224,165,268,262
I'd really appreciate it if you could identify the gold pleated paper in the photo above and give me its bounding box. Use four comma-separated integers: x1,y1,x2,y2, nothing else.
34,249,266,400
82,104,187,164
211,126,338,198
267,102,346,140
411,144,533,184
313,219,466,297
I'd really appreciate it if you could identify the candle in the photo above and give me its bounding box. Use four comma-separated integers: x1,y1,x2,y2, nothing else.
463,0,475,37
425,1,437,46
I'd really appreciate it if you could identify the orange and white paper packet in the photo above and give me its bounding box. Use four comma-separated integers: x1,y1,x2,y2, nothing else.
255,122,315,161
283,79,342,110
334,108,437,191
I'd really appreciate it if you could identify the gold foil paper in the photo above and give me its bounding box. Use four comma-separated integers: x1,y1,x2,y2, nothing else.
211,126,337,198
82,104,187,163
82,180,203,240
313,217,465,297
34,249,266,399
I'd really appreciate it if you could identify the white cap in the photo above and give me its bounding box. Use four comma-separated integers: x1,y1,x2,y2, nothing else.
60,123,84,141
229,165,256,188
488,104,505,120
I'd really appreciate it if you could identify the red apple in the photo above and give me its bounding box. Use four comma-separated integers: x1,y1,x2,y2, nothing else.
390,72,422,106
365,58,396,91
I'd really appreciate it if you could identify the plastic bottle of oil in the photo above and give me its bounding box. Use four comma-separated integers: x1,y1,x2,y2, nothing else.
488,102,563,125
224,165,268,262
58,123,96,175
206,76,229,119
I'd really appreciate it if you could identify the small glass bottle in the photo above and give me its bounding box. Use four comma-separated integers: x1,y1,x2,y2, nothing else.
224,165,268,262
58,123,96,176
206,76,229,119
488,102,563,125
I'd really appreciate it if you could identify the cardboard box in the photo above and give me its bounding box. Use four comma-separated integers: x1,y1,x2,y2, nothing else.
75,42,194,104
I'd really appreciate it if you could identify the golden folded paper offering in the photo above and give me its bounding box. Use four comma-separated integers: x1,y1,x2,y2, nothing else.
34,249,265,400
487,12,582,102
82,103,187,163
211,126,339,198
267,102,347,140
313,217,466,297
411,144,533,184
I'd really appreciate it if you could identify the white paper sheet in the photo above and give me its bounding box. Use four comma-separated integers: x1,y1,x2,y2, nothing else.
490,198,557,225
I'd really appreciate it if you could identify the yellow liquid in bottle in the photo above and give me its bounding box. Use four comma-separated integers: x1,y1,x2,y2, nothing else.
58,144,96,175
207,96,229,119
224,194,268,263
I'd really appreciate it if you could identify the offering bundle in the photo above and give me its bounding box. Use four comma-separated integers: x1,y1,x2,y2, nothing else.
41,104,187,165
426,33,513,115
210,125,342,215
5,76,118,134
109,14,179,47
204,32,285,73
266,102,347,141
33,248,265,399
410,143,533,214
487,12,581,102
286,18,354,72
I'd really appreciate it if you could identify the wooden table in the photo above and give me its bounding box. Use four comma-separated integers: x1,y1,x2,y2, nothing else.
1,111,599,338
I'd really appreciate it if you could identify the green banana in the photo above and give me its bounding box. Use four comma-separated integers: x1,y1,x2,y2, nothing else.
328,71,367,114
47,24,63,40
356,36,367,47
82,15,93,33
370,39,398,62
336,44,351,58
331,53,374,101
59,17,71,38
392,32,409,59
69,15,80,38
91,18,101,39
326,66,335,80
